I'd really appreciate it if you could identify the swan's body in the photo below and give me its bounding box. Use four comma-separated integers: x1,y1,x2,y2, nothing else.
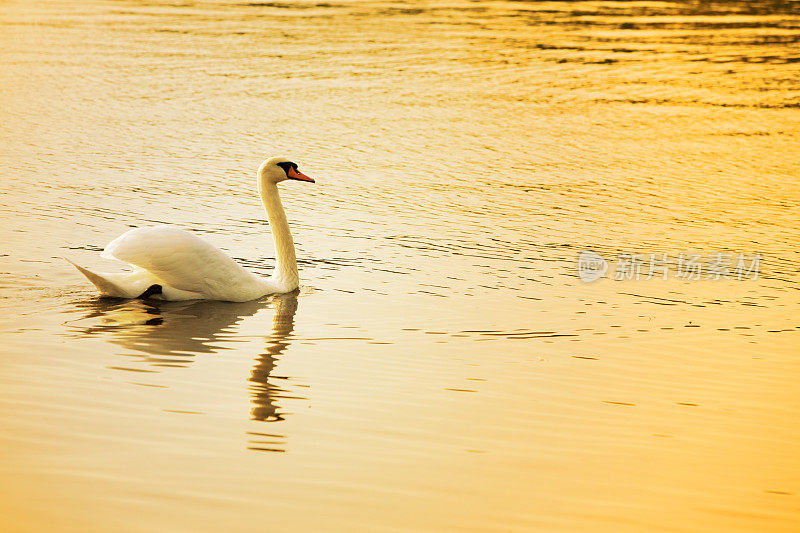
70,157,315,302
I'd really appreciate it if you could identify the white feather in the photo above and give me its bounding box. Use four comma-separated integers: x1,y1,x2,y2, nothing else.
68,156,313,302
101,226,273,301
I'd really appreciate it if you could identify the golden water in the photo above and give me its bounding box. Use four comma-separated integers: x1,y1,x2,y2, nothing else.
1,1,799,531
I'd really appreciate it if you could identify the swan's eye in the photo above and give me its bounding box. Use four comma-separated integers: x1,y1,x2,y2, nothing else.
276,161,296,176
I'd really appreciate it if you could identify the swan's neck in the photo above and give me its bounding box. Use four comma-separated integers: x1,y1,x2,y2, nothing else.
258,181,298,290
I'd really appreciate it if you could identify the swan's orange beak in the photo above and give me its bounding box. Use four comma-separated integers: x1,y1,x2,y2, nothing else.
287,167,315,183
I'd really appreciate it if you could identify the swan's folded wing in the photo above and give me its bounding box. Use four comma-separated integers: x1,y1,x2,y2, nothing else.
101,226,266,301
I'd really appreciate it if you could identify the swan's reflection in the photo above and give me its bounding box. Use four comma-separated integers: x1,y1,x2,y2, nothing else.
68,292,302,429
70,297,268,359
249,292,297,422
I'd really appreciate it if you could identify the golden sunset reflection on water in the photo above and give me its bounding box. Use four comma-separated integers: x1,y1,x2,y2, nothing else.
1,1,799,531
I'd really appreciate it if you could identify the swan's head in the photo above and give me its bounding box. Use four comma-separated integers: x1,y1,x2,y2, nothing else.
258,156,315,185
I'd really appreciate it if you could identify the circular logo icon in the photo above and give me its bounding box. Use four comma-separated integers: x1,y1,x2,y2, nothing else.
578,251,608,282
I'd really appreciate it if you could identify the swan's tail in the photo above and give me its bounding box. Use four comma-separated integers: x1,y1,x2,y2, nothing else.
65,258,139,298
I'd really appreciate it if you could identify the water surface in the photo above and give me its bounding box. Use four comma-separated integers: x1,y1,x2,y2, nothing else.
1,1,799,531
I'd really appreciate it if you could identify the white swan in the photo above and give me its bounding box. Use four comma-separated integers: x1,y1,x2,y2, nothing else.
69,157,315,302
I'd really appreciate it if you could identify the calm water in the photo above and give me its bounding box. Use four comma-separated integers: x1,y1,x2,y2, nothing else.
1,0,799,531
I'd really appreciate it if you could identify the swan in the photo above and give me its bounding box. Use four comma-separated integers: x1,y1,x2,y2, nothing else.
69,157,315,302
